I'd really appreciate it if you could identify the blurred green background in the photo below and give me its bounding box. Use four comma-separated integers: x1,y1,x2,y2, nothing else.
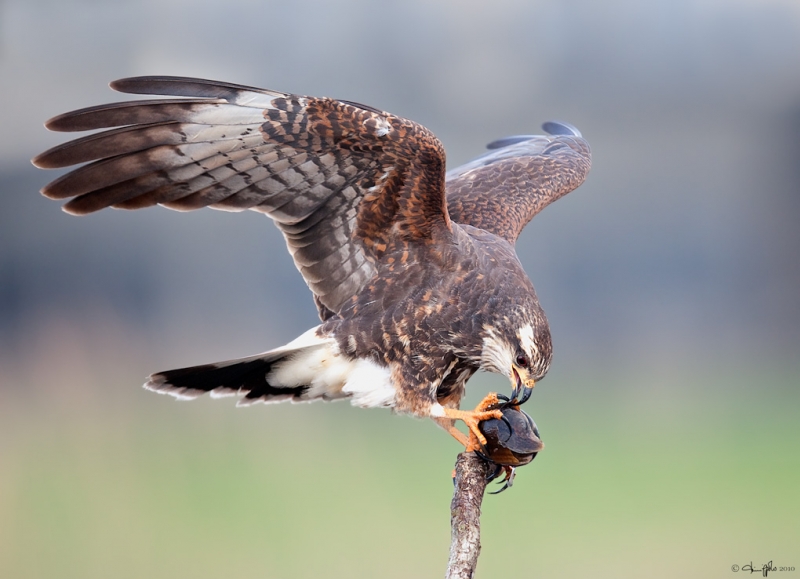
1,1,799,577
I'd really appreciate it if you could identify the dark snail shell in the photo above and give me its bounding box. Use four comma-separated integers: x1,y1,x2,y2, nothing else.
478,405,543,467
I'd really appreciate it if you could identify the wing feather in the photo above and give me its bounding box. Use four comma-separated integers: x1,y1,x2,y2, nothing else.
34,121,264,168
43,134,267,200
445,123,591,244
44,100,266,132
33,76,450,317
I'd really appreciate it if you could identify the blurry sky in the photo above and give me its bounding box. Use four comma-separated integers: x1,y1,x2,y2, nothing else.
1,1,799,577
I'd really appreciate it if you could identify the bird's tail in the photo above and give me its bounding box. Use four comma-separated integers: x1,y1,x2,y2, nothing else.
144,326,345,406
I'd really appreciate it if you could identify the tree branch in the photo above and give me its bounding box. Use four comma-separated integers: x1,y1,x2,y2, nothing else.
446,451,492,579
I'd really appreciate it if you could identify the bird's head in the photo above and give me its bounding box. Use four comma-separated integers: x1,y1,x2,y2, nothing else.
480,320,552,405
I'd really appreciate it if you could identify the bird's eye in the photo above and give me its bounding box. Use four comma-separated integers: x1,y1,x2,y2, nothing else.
515,353,530,368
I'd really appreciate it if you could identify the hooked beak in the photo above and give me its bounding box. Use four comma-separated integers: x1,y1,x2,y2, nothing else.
510,366,536,405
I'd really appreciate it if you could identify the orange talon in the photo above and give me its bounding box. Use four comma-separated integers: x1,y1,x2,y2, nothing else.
441,392,504,451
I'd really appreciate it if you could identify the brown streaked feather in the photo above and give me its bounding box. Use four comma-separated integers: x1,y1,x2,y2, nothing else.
445,126,591,245
33,76,451,318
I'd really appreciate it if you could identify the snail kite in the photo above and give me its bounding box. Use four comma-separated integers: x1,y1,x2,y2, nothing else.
33,77,591,449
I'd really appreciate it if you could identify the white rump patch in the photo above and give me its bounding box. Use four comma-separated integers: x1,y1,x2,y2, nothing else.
266,344,349,401
341,358,396,408
265,333,396,408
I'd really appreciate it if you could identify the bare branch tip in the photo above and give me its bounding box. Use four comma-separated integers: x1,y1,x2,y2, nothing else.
446,452,492,579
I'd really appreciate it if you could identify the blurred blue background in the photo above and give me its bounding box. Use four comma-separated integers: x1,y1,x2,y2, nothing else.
1,1,798,578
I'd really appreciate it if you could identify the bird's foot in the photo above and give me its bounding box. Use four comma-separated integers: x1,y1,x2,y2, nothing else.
488,465,516,494
442,393,504,451
476,460,517,493
451,461,516,493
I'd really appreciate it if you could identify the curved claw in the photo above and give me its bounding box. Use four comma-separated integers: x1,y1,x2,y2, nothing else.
497,393,516,411
474,449,490,462
486,463,503,482
489,466,517,494
490,483,509,494
474,449,508,483
474,451,504,482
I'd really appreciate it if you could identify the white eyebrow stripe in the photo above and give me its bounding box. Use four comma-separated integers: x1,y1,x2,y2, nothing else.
517,323,538,357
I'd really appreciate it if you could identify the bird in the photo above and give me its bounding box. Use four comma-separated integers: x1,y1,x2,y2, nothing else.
32,76,591,451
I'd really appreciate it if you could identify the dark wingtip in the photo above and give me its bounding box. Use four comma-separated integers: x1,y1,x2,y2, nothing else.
31,152,51,169
61,198,99,216
44,110,82,132
109,76,179,92
109,76,276,101
109,76,173,93
542,120,582,137
485,135,538,150
109,77,132,92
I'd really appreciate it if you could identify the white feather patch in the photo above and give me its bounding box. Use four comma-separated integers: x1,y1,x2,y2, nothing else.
265,333,396,408
341,358,396,408
267,345,346,400
517,323,538,358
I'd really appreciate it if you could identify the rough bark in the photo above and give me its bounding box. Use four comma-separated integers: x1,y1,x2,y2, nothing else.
445,452,492,579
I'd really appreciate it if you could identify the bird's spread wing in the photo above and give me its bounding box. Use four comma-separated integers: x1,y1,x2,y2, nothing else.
33,76,451,317
445,121,591,245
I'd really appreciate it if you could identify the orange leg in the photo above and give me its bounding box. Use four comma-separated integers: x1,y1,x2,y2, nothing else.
440,392,503,452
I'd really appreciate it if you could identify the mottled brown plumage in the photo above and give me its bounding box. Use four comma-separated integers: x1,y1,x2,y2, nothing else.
33,76,591,447
446,129,591,244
